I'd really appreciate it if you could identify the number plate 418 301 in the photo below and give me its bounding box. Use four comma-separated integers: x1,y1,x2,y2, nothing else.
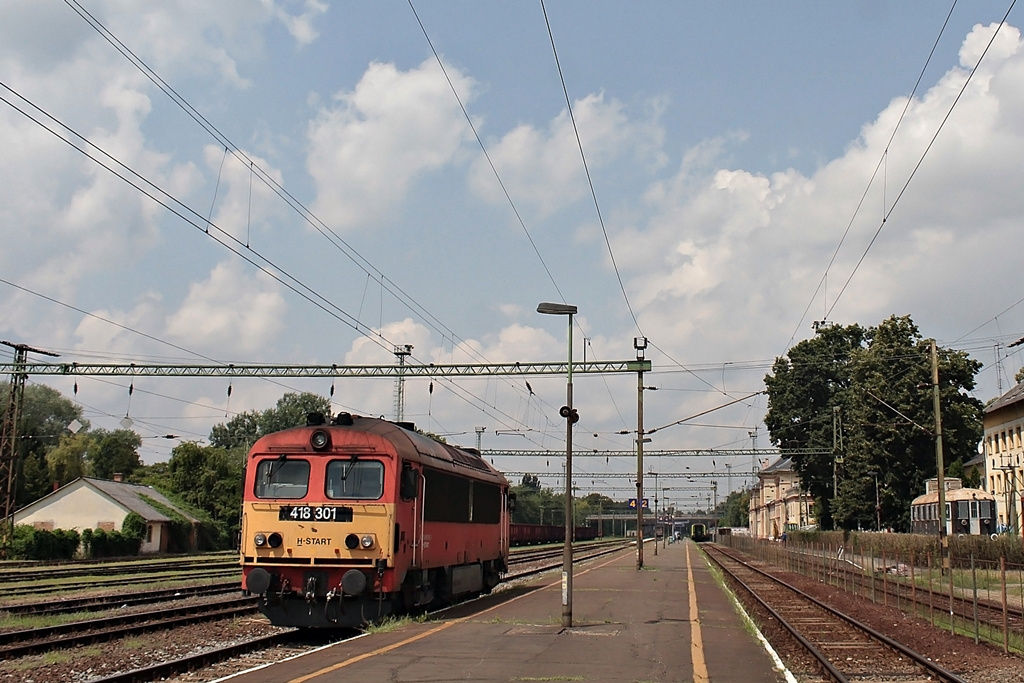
278,505,353,522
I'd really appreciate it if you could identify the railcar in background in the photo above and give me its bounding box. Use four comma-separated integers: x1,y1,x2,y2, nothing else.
509,523,598,546
690,523,711,542
911,479,996,537
240,412,511,628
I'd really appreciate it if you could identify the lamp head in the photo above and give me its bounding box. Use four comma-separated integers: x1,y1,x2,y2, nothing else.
537,302,577,315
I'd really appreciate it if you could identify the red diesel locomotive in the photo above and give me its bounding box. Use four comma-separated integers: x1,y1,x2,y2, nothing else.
240,412,512,628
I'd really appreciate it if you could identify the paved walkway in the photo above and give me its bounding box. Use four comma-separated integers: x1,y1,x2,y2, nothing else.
229,540,790,682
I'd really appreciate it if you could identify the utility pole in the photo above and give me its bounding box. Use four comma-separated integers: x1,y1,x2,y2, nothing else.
1,341,59,555
832,407,843,498
633,337,649,570
931,340,949,572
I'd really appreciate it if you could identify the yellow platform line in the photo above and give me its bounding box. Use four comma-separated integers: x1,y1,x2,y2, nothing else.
686,542,710,683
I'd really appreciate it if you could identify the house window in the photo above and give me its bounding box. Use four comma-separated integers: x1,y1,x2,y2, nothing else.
146,525,153,543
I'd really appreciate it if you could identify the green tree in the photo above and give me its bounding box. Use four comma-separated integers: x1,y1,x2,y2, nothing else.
764,315,983,532
0,382,88,508
87,429,143,480
719,490,750,527
209,392,331,450
46,432,91,486
763,322,865,529
167,441,244,533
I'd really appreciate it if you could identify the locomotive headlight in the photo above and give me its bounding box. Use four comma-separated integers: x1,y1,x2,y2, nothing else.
360,534,375,549
254,533,267,547
310,429,330,451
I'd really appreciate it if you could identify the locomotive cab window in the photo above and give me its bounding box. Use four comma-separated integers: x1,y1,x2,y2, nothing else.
326,459,384,500
255,457,310,499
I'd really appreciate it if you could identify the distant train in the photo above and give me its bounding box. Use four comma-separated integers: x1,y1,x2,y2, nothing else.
690,523,711,542
910,479,996,537
240,412,511,628
510,523,599,546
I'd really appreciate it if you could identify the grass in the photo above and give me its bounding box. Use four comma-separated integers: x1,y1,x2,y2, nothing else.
361,612,428,634
1,646,103,673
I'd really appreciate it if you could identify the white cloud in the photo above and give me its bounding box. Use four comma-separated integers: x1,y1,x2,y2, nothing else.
306,59,476,229
468,92,666,217
261,0,328,46
616,20,1024,373
165,260,287,353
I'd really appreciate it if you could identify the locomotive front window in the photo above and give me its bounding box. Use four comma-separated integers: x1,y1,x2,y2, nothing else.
254,457,310,499
326,459,384,500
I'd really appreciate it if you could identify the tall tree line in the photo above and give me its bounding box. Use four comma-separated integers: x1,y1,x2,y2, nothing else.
2,385,330,549
763,315,984,531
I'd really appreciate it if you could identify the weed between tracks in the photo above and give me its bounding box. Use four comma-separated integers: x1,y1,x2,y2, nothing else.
362,612,428,634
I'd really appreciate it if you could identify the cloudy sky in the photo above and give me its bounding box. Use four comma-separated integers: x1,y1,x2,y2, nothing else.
2,1,1022,507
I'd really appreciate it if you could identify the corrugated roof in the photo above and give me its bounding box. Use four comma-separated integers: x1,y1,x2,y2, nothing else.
82,478,200,523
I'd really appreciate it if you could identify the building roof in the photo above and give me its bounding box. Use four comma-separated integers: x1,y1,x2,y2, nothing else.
985,380,1024,414
963,452,985,468
17,477,200,524
760,457,794,474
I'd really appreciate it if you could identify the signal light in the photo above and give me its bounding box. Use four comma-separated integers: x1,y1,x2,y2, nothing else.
558,406,579,423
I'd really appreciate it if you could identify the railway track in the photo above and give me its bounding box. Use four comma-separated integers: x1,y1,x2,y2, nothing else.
2,539,635,683
0,595,258,658
0,567,241,601
0,580,240,616
772,543,1024,652
704,544,969,683
0,555,239,584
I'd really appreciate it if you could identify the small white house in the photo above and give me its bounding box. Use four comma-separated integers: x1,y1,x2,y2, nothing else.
13,476,199,554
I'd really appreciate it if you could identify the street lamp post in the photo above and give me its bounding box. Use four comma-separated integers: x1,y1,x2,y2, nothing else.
537,302,577,628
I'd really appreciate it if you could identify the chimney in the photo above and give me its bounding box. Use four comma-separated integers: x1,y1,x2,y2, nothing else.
113,473,123,483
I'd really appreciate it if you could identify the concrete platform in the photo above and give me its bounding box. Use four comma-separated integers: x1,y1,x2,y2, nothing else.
228,540,789,682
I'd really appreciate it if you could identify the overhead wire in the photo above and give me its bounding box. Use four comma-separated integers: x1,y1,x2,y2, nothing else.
540,1,743,420
406,0,565,304
63,0,584,439
783,1,963,353
822,2,1017,325
539,0,640,334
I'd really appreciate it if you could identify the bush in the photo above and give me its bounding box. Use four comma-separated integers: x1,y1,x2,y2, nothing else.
121,512,147,542
9,525,81,560
84,526,141,558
